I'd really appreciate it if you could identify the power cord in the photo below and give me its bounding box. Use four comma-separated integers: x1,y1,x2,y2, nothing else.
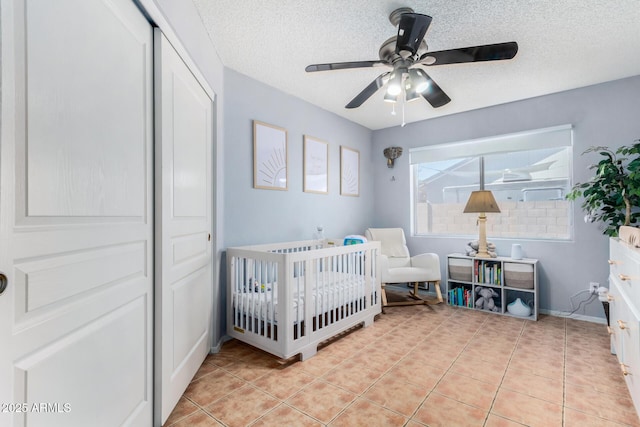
569,292,597,315
556,289,598,316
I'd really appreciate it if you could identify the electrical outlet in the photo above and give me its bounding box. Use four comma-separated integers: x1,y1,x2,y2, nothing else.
589,282,600,294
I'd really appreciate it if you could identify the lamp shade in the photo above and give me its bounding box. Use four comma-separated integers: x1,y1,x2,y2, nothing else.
409,69,429,93
463,190,501,213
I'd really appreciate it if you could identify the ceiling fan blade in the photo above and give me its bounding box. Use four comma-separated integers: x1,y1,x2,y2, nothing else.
345,72,390,109
416,69,451,108
305,60,385,72
419,41,518,65
396,13,432,55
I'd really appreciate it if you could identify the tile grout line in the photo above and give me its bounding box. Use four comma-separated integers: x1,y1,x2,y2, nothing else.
318,310,432,425
171,310,634,426
318,307,455,424
183,394,227,426
402,308,465,422
482,317,529,426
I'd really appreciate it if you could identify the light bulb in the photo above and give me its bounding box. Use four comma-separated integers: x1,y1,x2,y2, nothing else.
386,71,403,96
387,82,401,96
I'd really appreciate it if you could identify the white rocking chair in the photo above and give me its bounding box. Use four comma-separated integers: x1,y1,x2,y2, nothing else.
365,228,443,309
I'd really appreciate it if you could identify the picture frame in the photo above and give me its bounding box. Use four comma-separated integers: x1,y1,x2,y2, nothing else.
253,120,288,190
340,146,359,197
303,135,329,194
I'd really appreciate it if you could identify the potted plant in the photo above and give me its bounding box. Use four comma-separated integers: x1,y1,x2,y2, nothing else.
567,141,640,237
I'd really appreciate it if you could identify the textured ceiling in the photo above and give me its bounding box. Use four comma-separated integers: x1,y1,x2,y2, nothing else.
192,0,640,130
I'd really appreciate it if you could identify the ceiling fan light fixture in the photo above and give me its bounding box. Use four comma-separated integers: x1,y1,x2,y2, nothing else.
406,92,420,102
405,82,420,102
387,85,401,96
386,71,403,96
384,92,398,103
409,69,429,93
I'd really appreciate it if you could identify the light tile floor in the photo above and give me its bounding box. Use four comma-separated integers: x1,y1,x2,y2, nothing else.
164,303,640,427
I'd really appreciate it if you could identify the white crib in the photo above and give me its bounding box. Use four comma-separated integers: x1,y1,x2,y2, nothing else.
227,239,381,360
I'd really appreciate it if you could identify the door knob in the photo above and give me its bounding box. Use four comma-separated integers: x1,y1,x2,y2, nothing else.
0,273,7,296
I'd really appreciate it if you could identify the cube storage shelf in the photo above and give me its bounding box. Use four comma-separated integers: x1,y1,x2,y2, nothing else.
446,253,539,321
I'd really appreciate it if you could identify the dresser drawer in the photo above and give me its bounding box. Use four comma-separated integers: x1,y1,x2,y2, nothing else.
609,237,640,419
610,238,640,304
609,278,623,356
610,280,640,410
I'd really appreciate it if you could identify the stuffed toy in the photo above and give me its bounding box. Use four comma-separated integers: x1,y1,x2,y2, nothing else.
465,240,497,258
475,286,499,312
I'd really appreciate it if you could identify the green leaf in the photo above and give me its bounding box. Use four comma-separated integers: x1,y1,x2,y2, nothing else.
576,139,640,235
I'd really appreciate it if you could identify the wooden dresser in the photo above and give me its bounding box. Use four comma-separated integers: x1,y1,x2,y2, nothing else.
609,237,640,415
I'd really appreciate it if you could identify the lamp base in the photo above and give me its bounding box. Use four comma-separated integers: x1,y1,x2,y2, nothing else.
474,214,492,258
474,251,492,258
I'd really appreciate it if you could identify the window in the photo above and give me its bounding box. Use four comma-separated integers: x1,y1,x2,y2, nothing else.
411,125,573,240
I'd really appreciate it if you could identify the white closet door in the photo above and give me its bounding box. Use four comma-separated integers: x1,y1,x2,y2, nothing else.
154,30,214,425
0,0,153,426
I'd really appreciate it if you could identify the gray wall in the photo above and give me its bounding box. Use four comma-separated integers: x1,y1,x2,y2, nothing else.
223,68,375,248
372,75,640,319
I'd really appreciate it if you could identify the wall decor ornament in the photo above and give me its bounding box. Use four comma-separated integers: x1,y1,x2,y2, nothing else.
340,146,360,197
253,120,288,190
383,146,403,168
303,135,329,194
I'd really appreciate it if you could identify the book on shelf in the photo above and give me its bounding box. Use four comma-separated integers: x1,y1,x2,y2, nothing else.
448,287,473,308
474,260,501,285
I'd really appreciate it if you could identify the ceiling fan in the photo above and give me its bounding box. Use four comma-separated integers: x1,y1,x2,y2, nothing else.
305,7,518,110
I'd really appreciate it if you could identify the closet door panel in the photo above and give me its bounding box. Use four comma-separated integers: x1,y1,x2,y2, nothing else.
155,30,214,425
0,0,154,425
22,0,149,220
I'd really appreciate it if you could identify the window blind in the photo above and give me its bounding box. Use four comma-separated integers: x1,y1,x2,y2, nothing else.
409,124,573,165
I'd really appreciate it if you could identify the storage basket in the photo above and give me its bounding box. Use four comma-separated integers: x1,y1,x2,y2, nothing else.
449,258,473,282
504,262,534,289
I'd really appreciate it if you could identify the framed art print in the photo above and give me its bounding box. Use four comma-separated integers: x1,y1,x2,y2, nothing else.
253,120,288,190
303,135,328,194
340,146,359,196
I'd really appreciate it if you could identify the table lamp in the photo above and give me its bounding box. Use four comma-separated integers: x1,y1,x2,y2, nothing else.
463,190,500,258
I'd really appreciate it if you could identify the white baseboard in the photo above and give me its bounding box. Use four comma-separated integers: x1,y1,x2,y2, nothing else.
540,309,607,325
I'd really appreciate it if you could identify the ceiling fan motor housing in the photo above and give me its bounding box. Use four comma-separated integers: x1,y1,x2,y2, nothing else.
396,13,432,55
